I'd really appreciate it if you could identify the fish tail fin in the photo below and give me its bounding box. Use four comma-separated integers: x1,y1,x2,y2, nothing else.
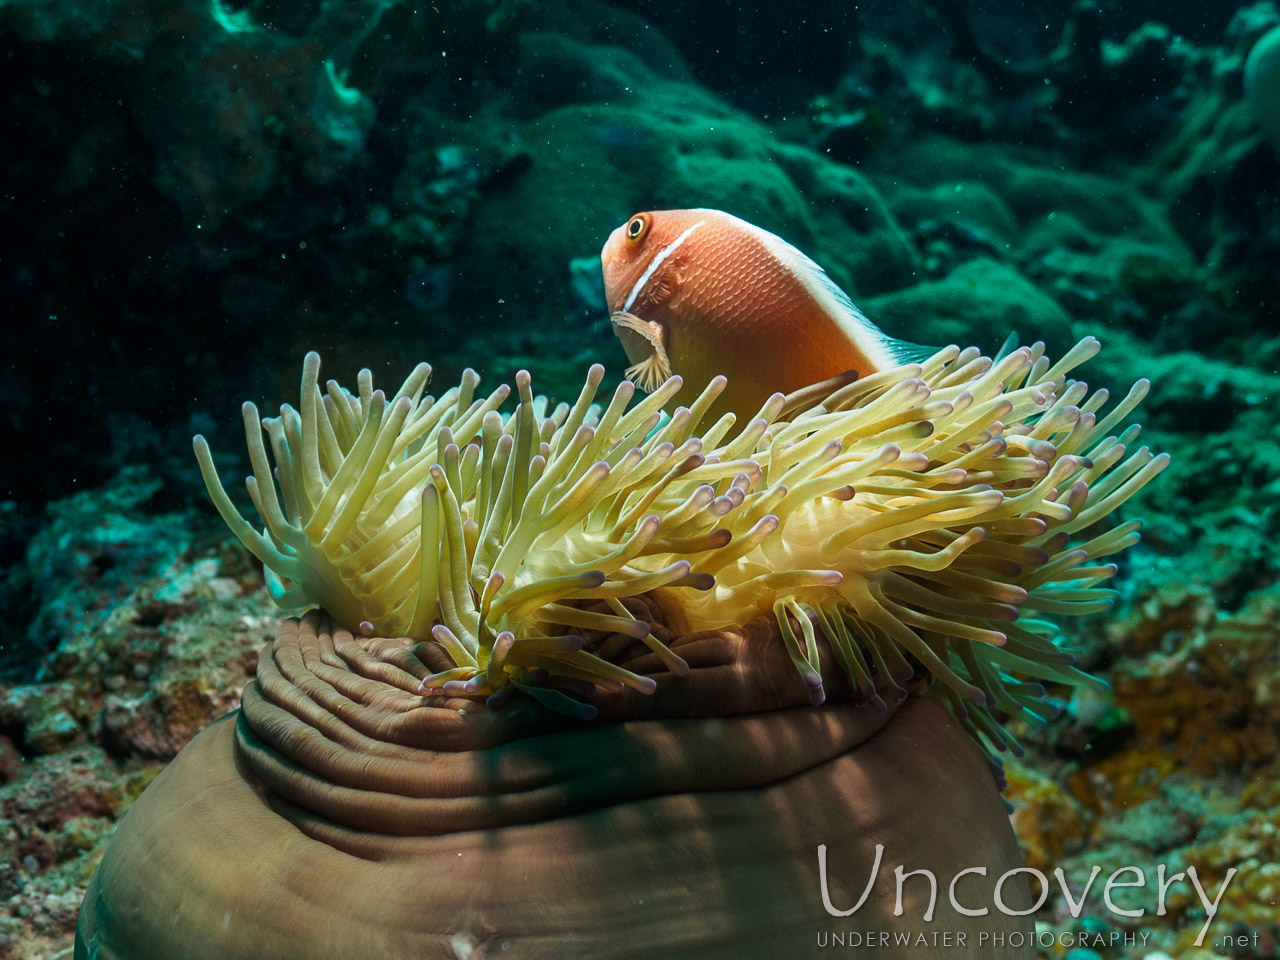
993,330,1020,362
880,330,1017,368
883,337,943,366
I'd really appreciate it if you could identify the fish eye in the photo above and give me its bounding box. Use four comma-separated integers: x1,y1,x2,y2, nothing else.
625,214,650,245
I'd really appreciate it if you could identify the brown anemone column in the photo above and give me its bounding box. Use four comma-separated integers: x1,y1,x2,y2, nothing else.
76,610,1033,959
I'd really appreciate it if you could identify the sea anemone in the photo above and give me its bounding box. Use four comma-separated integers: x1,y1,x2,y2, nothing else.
194,338,1168,752
77,337,1163,960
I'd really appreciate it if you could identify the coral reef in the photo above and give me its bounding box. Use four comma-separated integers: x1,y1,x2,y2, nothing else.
0,472,276,958
0,0,528,222
1245,24,1280,150
1001,583,1280,956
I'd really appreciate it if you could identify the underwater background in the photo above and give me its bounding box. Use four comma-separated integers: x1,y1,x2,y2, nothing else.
2,0,1279,956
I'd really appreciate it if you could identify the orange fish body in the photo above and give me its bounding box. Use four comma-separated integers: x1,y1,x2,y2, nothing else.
600,208,902,422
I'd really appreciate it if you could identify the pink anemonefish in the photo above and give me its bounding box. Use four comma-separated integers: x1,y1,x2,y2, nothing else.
601,208,911,423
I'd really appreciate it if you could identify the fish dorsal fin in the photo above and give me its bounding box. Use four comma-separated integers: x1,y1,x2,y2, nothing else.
710,209,918,370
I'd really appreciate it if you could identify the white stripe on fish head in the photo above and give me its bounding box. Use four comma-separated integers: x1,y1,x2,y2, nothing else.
621,219,708,314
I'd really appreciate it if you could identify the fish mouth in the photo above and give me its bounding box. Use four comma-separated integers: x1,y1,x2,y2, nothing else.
611,311,672,394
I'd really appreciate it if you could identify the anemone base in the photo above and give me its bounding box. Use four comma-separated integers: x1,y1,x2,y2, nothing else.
76,697,1033,959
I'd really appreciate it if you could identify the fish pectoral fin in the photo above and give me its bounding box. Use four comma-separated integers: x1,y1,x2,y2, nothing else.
611,311,673,393
625,354,673,394
611,310,665,347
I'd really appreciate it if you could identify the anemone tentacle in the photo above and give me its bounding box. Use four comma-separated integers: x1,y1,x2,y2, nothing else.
194,339,1167,750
